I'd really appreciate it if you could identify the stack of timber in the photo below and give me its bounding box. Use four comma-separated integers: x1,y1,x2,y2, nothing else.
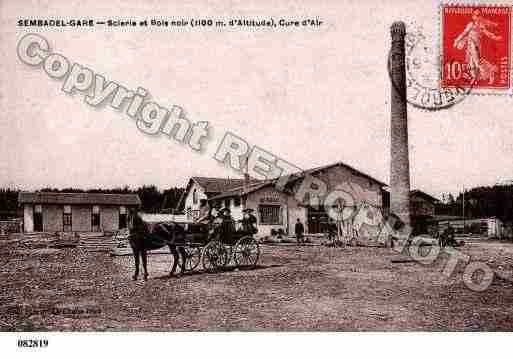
78,232,116,252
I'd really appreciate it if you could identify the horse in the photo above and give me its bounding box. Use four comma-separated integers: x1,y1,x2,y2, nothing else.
128,217,187,281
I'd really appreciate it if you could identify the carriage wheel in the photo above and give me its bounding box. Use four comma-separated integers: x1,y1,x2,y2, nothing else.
202,240,228,272
233,236,260,268
183,246,201,272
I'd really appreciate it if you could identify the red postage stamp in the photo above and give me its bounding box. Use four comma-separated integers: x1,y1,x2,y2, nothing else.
441,4,512,93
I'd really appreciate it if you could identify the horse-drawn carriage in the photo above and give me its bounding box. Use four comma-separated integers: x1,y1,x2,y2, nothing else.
129,215,261,280
177,219,261,272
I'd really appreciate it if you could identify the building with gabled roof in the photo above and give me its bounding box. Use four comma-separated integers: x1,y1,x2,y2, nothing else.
175,176,262,215
179,161,441,237
18,192,141,233
180,161,389,236
381,188,440,235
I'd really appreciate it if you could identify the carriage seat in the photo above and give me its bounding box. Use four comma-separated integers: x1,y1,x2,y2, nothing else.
186,222,210,234
215,219,256,240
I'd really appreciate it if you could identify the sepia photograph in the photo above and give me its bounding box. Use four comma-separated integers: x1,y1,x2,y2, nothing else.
1,0,512,357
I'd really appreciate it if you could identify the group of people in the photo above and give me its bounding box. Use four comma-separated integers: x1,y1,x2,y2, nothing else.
195,199,258,235
295,217,340,246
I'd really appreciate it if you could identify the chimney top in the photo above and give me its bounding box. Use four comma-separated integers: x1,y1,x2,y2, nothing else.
390,21,406,37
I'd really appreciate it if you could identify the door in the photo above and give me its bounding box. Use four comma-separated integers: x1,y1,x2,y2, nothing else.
307,207,329,234
91,205,101,232
33,204,43,232
119,206,127,229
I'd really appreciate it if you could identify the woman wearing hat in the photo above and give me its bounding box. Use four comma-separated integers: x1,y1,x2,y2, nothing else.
242,208,258,234
195,199,211,224
208,202,222,222
217,207,235,239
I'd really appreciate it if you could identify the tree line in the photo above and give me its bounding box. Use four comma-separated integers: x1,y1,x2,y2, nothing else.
2,183,512,222
0,186,184,219
436,184,513,223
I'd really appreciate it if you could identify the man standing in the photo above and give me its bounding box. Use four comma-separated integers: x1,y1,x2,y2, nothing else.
327,218,337,245
446,223,456,246
295,218,305,245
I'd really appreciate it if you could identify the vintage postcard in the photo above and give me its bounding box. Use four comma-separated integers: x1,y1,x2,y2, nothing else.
1,0,512,357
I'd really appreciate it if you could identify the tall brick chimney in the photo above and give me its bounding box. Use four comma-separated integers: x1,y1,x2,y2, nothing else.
389,21,411,227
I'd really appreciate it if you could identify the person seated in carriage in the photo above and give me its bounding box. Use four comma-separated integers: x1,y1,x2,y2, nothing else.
240,208,258,235
199,202,221,238
209,202,221,224
210,203,224,224
220,207,235,228
195,199,211,224
211,207,236,240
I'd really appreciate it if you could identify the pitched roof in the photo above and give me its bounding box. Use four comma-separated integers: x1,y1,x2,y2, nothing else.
410,189,440,203
18,192,141,206
209,181,274,201
174,176,262,210
191,176,261,194
292,161,387,187
210,161,386,201
382,188,440,203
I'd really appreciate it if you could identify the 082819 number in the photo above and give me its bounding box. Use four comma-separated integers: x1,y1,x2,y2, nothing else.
17,339,48,348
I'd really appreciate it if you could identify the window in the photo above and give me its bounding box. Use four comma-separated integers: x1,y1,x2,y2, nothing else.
119,206,127,229
224,199,231,208
91,205,101,231
193,189,198,204
234,197,241,207
259,205,282,225
63,205,72,232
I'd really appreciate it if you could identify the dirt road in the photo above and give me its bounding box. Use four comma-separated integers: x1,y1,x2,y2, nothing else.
1,238,512,331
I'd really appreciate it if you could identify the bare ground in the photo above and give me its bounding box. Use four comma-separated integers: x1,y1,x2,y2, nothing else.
1,238,513,331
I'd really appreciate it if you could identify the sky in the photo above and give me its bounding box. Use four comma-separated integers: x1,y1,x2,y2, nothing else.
1,0,512,199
